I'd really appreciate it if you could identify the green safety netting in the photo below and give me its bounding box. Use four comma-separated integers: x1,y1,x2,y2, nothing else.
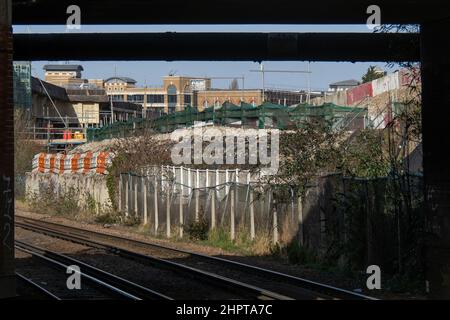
87,102,367,142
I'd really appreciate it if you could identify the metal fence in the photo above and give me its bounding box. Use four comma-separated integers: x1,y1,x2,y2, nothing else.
118,167,302,243
117,167,424,272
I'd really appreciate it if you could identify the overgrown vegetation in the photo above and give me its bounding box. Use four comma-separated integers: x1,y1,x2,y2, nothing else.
14,109,43,199
106,126,175,211
185,211,209,241
252,61,424,293
27,183,81,217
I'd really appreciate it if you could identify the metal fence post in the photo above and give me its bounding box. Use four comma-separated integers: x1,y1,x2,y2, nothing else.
298,193,304,246
134,174,138,216
180,166,184,195
154,175,159,235
142,176,148,225
235,168,239,210
166,188,171,238
172,165,176,193
118,174,122,212
179,183,184,238
230,183,235,241
225,169,229,195
187,167,191,191
125,173,129,216
248,172,255,240
195,169,200,221
211,188,216,230
273,195,279,244
216,170,219,198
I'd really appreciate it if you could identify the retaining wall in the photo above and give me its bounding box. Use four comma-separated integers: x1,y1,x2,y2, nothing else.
25,172,111,211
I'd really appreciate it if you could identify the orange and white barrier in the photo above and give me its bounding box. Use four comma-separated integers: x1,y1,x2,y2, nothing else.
32,152,114,175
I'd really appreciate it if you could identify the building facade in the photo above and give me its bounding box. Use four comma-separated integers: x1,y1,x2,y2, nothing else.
42,65,315,115
104,75,213,114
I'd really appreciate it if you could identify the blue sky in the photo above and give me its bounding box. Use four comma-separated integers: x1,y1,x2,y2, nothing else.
13,24,396,91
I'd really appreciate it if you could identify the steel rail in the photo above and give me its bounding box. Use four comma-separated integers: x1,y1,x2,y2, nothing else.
16,218,292,300
17,216,376,299
15,240,172,300
15,272,62,300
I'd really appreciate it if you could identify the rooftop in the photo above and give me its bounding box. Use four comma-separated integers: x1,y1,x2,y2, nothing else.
31,76,69,101
104,76,137,84
43,64,84,72
329,79,360,87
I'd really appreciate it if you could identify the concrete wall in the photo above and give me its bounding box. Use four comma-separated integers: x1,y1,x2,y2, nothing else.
312,90,347,106
25,172,111,211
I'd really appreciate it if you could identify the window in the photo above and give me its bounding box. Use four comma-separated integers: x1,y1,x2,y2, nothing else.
184,94,191,104
168,95,177,104
167,85,177,105
128,94,144,103
147,94,164,103
111,95,124,102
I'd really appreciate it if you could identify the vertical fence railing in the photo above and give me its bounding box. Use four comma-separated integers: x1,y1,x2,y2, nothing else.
117,166,299,243
116,170,423,271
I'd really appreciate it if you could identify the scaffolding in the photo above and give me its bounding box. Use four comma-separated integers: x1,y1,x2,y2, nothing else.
87,102,367,142
13,61,32,111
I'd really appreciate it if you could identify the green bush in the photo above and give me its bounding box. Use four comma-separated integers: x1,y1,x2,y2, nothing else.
94,211,123,224
185,213,209,241
271,241,317,265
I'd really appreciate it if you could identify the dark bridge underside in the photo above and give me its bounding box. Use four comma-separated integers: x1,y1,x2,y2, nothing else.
11,0,450,25
13,33,419,62
4,0,450,299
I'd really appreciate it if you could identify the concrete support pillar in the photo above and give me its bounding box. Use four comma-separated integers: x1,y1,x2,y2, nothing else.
0,0,15,299
421,18,450,299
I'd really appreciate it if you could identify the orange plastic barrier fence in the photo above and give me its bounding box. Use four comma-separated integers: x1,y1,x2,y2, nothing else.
32,152,114,175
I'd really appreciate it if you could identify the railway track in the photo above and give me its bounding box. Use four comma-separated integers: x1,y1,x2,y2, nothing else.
16,215,376,300
16,272,62,300
15,239,173,300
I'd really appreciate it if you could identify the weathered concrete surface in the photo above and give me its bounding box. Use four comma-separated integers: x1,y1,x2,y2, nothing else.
0,0,15,299
25,172,111,212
